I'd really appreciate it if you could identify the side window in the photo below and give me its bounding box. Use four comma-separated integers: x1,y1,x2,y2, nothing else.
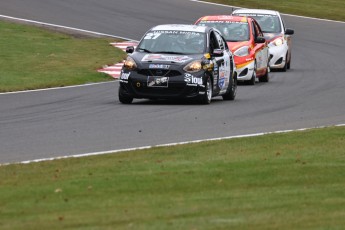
209,31,220,53
254,21,263,37
252,21,262,38
251,21,258,38
215,31,225,50
281,16,286,32
223,38,229,50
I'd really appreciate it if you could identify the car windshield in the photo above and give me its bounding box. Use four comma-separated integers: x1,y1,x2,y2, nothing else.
197,21,249,42
235,14,281,33
137,30,206,54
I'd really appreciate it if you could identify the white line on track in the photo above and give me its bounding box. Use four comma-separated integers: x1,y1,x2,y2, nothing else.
1,124,344,166
0,14,138,40
0,81,118,95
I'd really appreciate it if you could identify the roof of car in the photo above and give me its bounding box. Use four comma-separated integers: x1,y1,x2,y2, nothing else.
197,15,249,23
232,8,280,16
150,24,208,33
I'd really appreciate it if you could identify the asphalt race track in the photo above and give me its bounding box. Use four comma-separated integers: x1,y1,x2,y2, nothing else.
1,0,345,164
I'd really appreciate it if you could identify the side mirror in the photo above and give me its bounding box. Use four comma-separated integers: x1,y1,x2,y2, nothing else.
126,46,135,54
285,28,294,35
212,49,224,57
255,36,266,44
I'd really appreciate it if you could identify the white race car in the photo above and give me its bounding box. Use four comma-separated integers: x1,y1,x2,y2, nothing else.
232,9,294,71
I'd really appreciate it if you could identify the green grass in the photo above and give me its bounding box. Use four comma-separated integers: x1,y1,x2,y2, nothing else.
1,126,344,229
0,20,126,92
204,0,345,21
1,3,344,229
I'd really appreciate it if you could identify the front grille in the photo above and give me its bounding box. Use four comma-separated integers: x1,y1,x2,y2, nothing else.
274,57,283,65
138,69,181,77
239,68,248,77
131,82,187,97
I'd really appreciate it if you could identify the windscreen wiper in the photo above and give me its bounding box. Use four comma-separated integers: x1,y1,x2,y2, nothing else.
138,48,152,53
156,51,185,55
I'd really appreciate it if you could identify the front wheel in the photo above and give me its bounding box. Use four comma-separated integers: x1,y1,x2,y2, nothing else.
259,66,269,83
246,61,256,85
281,53,288,72
199,76,212,104
118,87,133,104
223,73,237,101
287,52,291,69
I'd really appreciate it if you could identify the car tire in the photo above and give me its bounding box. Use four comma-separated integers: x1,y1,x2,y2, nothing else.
246,61,256,85
222,73,237,101
281,54,288,72
287,52,291,69
259,65,269,83
199,76,212,104
118,87,133,104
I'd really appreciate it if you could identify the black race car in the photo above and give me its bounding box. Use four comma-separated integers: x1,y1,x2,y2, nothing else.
118,24,237,104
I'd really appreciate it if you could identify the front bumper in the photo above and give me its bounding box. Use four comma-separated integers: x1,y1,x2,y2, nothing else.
235,60,255,81
119,70,206,100
268,44,288,69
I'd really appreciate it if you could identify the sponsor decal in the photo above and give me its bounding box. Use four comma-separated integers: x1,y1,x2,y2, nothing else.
142,54,193,63
219,78,225,89
147,76,169,87
149,64,170,69
218,66,226,89
238,14,276,18
184,73,203,86
200,20,247,25
120,72,130,80
144,31,203,40
204,53,211,59
213,62,219,78
218,15,234,20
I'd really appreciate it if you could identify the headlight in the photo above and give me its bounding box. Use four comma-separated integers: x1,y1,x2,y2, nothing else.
183,60,202,73
272,37,283,46
123,56,137,70
234,46,250,57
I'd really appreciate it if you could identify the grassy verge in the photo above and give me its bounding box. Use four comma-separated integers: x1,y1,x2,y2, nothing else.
1,126,344,229
0,20,126,92
204,0,345,22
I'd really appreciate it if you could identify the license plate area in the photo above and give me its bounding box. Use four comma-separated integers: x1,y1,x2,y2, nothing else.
147,76,169,88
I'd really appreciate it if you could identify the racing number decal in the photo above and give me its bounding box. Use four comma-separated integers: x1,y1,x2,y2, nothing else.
144,33,161,40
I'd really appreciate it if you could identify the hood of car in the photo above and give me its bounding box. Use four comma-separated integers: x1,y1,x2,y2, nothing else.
263,32,283,42
131,52,204,67
226,41,252,53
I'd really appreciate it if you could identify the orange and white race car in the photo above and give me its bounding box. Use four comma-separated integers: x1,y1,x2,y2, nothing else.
195,15,270,84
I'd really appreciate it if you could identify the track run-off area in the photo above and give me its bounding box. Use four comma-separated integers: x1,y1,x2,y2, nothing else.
0,0,345,164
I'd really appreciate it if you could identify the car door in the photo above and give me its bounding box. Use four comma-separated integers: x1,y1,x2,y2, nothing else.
252,20,269,71
211,31,231,94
